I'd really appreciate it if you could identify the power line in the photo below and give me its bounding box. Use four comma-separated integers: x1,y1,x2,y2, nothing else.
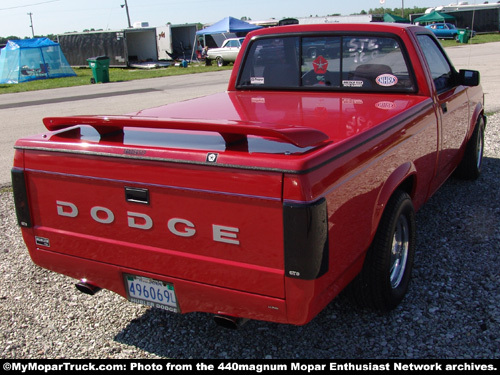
0,0,60,11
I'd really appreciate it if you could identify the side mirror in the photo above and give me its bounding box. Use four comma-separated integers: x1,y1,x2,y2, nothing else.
459,69,480,86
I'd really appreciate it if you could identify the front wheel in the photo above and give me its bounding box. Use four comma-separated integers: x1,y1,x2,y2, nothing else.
216,56,225,67
348,190,416,311
455,116,485,180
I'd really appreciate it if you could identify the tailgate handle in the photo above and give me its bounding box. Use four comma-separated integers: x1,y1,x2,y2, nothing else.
125,187,150,205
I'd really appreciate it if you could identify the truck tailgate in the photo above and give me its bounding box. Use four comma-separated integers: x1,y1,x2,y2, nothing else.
21,148,285,298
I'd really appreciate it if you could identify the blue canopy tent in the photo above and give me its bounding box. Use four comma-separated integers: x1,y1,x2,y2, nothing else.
196,16,263,36
191,17,262,60
0,38,76,84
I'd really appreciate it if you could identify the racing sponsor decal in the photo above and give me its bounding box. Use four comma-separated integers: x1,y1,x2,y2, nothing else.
250,77,265,85
376,74,398,87
342,80,364,88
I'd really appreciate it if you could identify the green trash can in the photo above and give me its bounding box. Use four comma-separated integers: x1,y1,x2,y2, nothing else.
457,29,471,44
87,56,110,83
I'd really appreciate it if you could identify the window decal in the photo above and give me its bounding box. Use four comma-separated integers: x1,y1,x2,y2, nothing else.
251,77,265,85
342,80,364,88
312,56,328,74
376,74,398,87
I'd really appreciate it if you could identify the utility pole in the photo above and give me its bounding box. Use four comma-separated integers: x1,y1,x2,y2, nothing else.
27,12,35,37
121,0,132,28
402,0,405,18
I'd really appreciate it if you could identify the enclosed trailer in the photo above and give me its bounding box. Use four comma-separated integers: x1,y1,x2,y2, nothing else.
157,24,198,61
58,24,198,67
58,30,129,67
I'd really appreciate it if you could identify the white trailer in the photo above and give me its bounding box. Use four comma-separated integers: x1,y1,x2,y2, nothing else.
157,24,198,61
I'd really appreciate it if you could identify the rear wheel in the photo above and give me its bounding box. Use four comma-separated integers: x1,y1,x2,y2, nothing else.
348,190,416,311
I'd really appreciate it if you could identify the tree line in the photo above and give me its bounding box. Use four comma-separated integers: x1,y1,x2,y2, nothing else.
356,6,428,20
1,34,58,45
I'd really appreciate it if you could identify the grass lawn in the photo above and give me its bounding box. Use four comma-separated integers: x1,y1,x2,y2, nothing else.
438,32,500,47
0,63,232,94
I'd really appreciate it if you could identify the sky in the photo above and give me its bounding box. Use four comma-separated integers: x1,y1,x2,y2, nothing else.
1,0,459,38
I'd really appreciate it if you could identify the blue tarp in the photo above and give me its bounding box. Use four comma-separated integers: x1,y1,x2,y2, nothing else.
0,37,76,84
196,16,262,35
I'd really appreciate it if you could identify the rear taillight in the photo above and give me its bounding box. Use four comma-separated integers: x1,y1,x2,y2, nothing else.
11,168,32,228
283,198,329,280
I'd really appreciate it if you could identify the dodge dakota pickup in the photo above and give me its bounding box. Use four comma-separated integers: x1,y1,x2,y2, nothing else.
12,23,485,328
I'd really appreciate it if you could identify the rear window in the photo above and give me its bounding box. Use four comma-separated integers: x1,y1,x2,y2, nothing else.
237,35,416,92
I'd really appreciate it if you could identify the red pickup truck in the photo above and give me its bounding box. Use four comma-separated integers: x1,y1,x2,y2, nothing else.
12,23,485,328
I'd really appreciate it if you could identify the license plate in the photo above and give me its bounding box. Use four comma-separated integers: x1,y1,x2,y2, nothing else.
124,274,179,313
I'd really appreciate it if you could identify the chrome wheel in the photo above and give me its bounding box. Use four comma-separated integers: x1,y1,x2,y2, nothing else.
475,124,484,171
347,190,416,311
390,215,410,288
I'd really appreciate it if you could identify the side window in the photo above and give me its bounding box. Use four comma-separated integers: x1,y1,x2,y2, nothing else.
417,34,455,92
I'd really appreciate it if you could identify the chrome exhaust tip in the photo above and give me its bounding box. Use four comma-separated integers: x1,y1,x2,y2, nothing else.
75,279,102,295
213,314,249,329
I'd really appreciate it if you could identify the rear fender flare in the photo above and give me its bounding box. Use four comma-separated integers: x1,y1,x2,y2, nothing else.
372,162,416,239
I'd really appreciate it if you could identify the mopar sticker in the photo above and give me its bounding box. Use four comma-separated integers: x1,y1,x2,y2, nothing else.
376,74,398,87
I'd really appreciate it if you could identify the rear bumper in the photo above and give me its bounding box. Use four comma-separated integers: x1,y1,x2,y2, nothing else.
28,244,292,324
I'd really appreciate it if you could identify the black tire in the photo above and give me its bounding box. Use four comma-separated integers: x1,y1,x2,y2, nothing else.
455,116,485,180
216,57,225,67
348,190,416,311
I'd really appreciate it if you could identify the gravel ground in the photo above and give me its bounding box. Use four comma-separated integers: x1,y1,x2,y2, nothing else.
1,114,499,360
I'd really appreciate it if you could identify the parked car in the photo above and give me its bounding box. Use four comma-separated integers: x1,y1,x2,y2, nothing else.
425,23,459,39
206,37,245,67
